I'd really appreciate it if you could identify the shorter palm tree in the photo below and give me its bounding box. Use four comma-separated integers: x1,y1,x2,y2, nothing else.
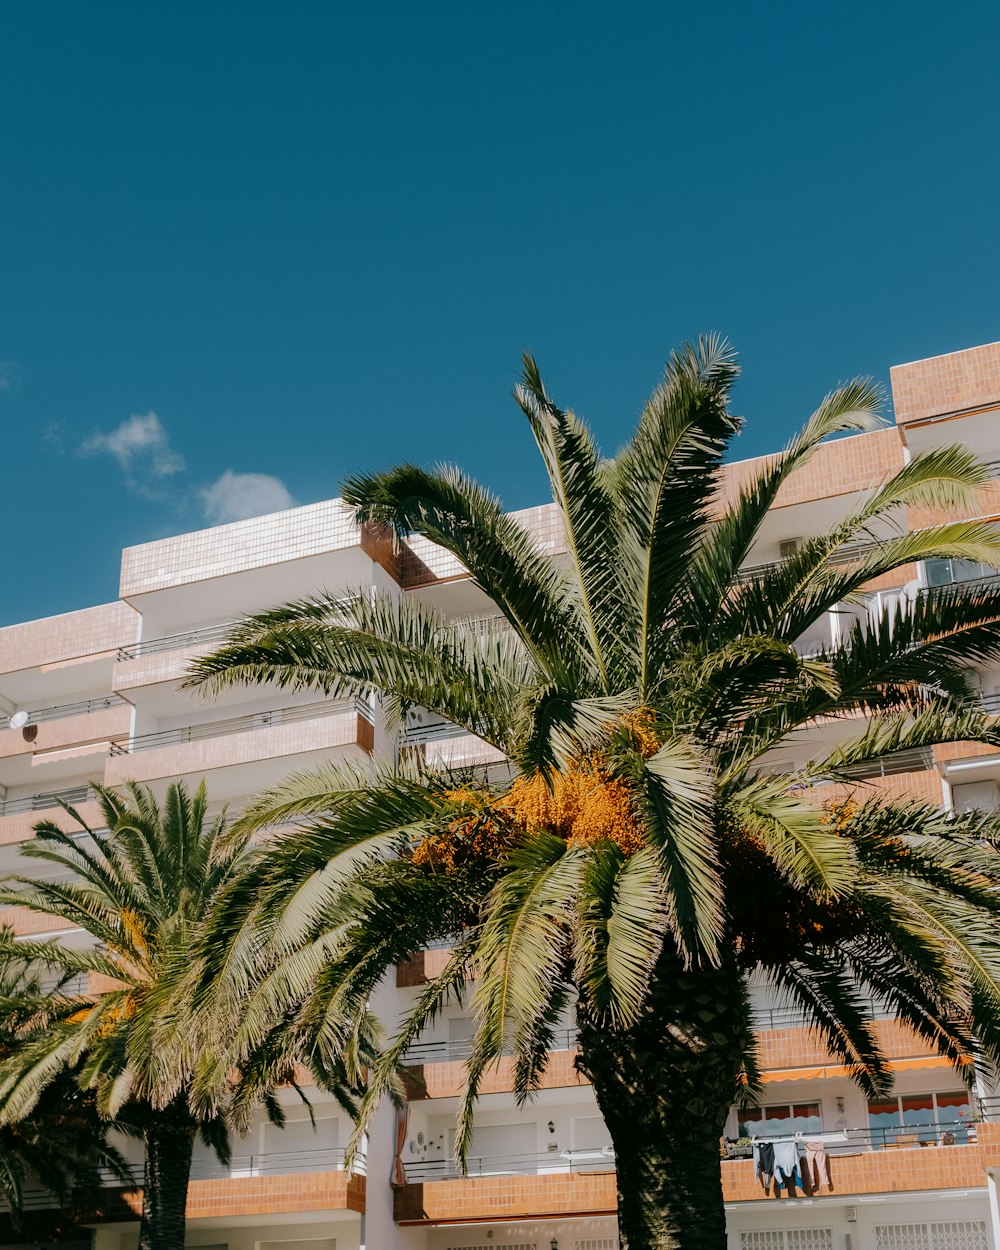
0,945,129,1227
0,781,368,1250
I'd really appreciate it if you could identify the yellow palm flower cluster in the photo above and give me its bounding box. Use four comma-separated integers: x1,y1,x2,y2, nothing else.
501,711,660,855
502,765,645,854
411,788,511,872
411,712,661,870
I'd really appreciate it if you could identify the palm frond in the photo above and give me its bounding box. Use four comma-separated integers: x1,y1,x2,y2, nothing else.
634,737,725,964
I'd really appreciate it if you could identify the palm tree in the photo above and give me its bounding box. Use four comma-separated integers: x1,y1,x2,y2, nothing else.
0,781,368,1250
187,338,1000,1250
0,946,129,1228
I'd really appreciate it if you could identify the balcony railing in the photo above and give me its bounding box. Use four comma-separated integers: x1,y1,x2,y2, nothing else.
116,621,238,662
402,1003,904,1063
0,695,122,731
406,1145,614,1183
0,784,92,817
109,697,372,756
402,717,474,746
402,1028,578,1065
404,1115,992,1184
724,1116,984,1157
5,1145,363,1212
188,1144,360,1180
735,539,881,585
750,996,896,1031
116,599,361,662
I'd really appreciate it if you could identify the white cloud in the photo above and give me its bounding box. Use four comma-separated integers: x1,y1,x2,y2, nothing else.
82,411,185,479
201,470,296,525
0,361,19,393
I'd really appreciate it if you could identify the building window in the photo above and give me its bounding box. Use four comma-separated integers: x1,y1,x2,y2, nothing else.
874,1222,988,1250
741,1231,833,1250
925,557,998,588
866,1091,974,1145
738,1102,822,1137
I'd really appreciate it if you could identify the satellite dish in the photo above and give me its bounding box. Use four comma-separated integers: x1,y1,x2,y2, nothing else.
8,711,28,730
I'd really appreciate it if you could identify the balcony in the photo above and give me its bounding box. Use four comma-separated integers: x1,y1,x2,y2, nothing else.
14,1146,367,1219
115,621,238,663
402,1031,585,1100
403,1030,575,1066
401,716,507,770
112,601,362,697
0,695,123,731
735,538,883,586
393,1122,1000,1224
104,697,374,795
0,700,130,782
0,601,138,680
0,783,92,817
399,1011,952,1101
0,903,79,938
0,788,103,847
395,1159,616,1225
800,749,943,808
722,1119,1000,1204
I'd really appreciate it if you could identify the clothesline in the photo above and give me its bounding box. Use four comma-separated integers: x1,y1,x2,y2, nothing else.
752,1135,834,1198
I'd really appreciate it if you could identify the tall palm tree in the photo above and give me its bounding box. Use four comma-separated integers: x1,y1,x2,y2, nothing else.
187,339,1000,1250
0,945,129,1228
0,781,368,1250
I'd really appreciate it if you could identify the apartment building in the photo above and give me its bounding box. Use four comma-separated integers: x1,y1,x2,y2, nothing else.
3,340,1000,1250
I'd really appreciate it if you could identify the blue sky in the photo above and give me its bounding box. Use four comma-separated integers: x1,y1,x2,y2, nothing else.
2,2,1000,626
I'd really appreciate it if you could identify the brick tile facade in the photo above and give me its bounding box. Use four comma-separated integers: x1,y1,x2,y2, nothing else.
891,343,1000,425
90,1171,365,1222
395,1125,1000,1224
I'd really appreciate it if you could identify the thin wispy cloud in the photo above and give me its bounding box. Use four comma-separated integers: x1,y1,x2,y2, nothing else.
82,411,185,480
201,470,296,524
0,361,20,393
80,410,296,524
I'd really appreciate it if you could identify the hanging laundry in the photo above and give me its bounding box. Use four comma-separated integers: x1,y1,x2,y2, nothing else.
753,1139,776,1195
772,1138,802,1197
804,1139,833,1192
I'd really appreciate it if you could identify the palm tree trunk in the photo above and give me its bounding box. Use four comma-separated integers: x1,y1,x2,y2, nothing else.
138,1107,196,1250
577,955,752,1250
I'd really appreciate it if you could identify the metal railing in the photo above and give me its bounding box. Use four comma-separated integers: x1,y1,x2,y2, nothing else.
403,717,474,745
37,972,90,997
735,539,881,585
116,598,362,662
405,1145,614,1183
401,1003,913,1061
0,785,92,817
116,621,238,662
109,697,372,756
750,997,896,1031
0,695,122,731
189,1144,359,1180
838,747,935,780
724,1116,983,1158
402,1028,578,1065
5,1145,362,1211
919,570,1000,596
404,1113,993,1184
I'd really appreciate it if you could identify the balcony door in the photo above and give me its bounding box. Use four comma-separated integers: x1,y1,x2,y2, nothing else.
452,1122,536,1176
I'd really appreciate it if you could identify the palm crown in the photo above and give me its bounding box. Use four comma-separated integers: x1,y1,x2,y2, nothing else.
0,946,129,1228
187,339,1000,1250
0,781,367,1250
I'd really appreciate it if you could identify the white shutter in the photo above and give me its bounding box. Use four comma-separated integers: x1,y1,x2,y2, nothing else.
742,1233,833,1250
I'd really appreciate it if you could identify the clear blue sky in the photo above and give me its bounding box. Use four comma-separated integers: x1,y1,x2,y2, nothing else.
3,1,1000,626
